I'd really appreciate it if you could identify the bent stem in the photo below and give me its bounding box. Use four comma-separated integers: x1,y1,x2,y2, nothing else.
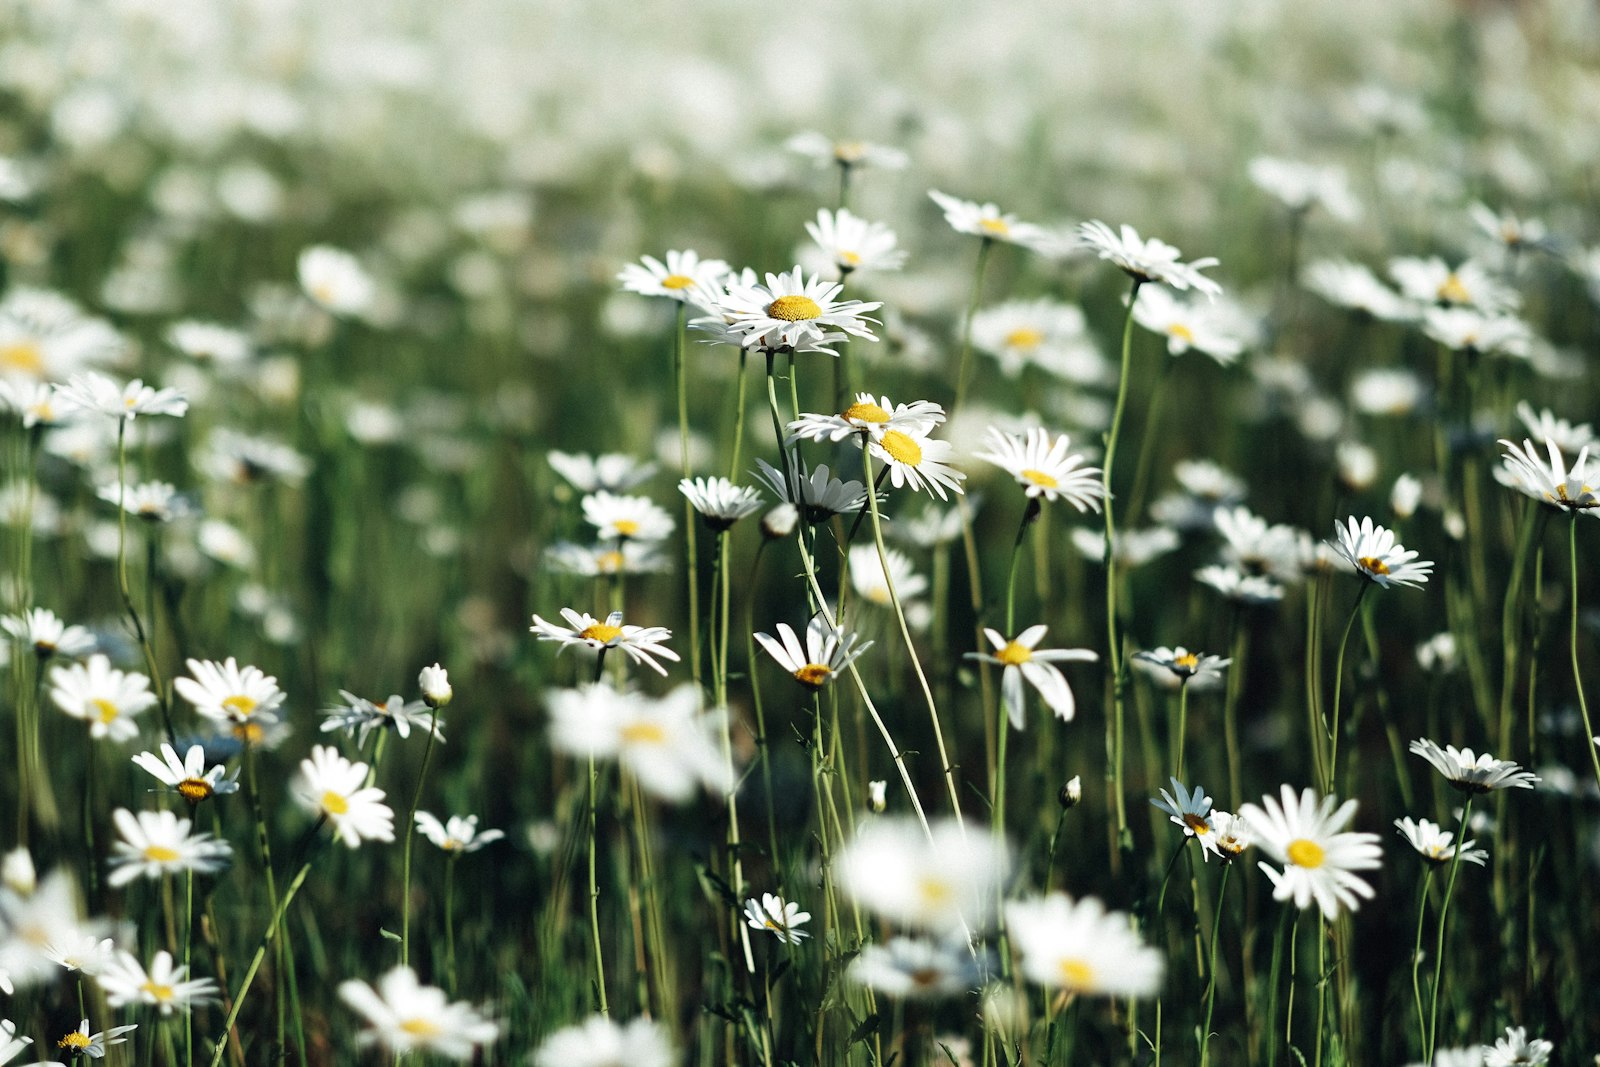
1103,277,1144,848
1425,795,1472,1062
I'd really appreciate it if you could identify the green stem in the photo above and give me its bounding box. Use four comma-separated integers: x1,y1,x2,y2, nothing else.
444,855,458,995
1326,583,1371,791
673,301,703,691
952,238,994,413
400,720,441,967
586,752,608,1016
1199,862,1231,1067
208,855,316,1067
1411,870,1432,1059
1425,795,1473,1061
1175,684,1190,781
1103,277,1144,846
1569,517,1600,791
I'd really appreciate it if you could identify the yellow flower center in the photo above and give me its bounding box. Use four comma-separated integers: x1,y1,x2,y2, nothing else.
1436,273,1471,304
1174,653,1199,671
1183,813,1211,835
1058,958,1096,989
177,778,213,802
612,519,640,537
1168,323,1196,343
979,217,1011,236
322,791,350,816
1020,468,1058,489
794,663,833,689
1286,838,1325,868
311,282,337,306
222,694,257,718
838,250,862,267
910,967,943,987
660,274,695,290
1005,327,1044,349
842,400,891,423
995,641,1032,666
234,721,266,745
91,698,120,724
0,341,44,375
596,550,626,573
620,721,667,745
1356,556,1390,575
399,1018,442,1037
917,877,953,908
143,845,181,863
878,429,923,466
579,623,624,643
141,980,175,1002
766,295,823,321
834,141,866,163
59,1031,93,1050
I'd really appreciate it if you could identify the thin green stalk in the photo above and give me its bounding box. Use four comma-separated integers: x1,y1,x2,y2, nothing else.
587,748,608,1015
207,854,316,1067
728,348,749,482
1425,795,1473,1061
444,855,458,995
993,498,1039,839
1199,862,1231,1067
1326,583,1371,791
1103,277,1144,847
1568,517,1600,791
185,868,194,1067
1174,683,1190,781
1411,870,1432,1058
952,238,994,413
672,301,703,690
400,720,441,967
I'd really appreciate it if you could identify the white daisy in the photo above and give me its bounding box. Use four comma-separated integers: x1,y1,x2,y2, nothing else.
51,1018,137,1060
51,373,187,422
751,457,869,524
967,626,1097,729
547,451,657,493
95,480,189,523
1388,257,1518,314
786,132,908,171
617,249,730,303
1482,1026,1552,1067
928,190,1048,250
320,691,441,745
292,745,396,848
837,818,1009,933
1076,220,1222,296
172,657,286,727
1303,259,1416,321
48,655,156,742
1394,816,1487,867
1422,307,1531,357
846,936,980,1000
1238,785,1382,920
297,245,375,316
848,544,928,606
0,288,123,384
546,684,731,803
970,299,1102,381
130,743,239,803
1497,437,1599,513
679,477,763,531
743,893,810,944
786,392,945,445
869,425,966,500
754,614,872,690
529,608,680,677
413,813,504,855
97,950,218,1015
1004,893,1163,997
803,208,906,275
1194,564,1285,604
531,1015,675,1067
1132,286,1254,365
0,607,95,659
1409,738,1539,793
106,808,232,886
544,540,670,578
1247,156,1359,220
1152,777,1223,859
166,320,252,366
1514,402,1593,454
1328,516,1433,588
1132,647,1231,687
1208,811,1252,861
974,426,1104,510
581,490,675,542
707,266,881,353
338,965,499,1060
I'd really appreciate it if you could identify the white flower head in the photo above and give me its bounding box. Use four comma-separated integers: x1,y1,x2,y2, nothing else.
975,426,1104,511
530,608,680,677
1076,221,1221,296
754,614,872,691
1394,816,1487,867
617,250,730,304
292,745,395,848
130,743,239,804
803,208,906,275
298,245,375,316
338,965,499,1060
743,893,810,944
418,663,452,708
1239,785,1382,920
837,818,1008,933
928,190,1048,251
704,266,880,354
1004,893,1163,997
414,813,504,855
97,949,218,1015
106,808,233,886
531,1015,675,1067
1409,738,1539,793
1329,516,1433,588
51,372,187,422
967,626,1097,729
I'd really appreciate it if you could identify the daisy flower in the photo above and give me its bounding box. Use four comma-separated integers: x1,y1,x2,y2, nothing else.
786,132,908,171
0,1021,30,1066
338,966,499,1060
49,655,156,742
1131,286,1254,365
196,428,309,485
1152,778,1223,860
970,298,1104,382
1132,647,1231,687
414,813,504,855
167,320,252,366
1208,811,1252,861
1482,1026,1552,1067
617,249,730,303
0,607,95,659
1409,739,1539,793
1328,516,1433,588
679,477,763,531
130,743,239,804
967,626,1097,729
292,745,395,848
1247,157,1360,220
1469,204,1548,254
1514,402,1593,454
868,425,966,500
743,893,810,944
1238,785,1382,920
1389,256,1518,313
754,614,872,690
531,1015,675,1067
106,809,232,886
297,246,375,316
1004,893,1163,997
708,266,881,353
1497,437,1598,513
1075,221,1222,296
803,208,906,275
787,392,945,445
544,540,670,578
1394,817,1487,867
172,657,286,727
546,684,731,803
837,818,1009,933
51,373,187,421
849,544,928,606
97,950,218,1015
1303,259,1415,321
751,458,868,524
0,380,62,428
96,480,188,523
39,934,118,977
1422,307,1531,358
529,608,680,677
581,490,675,542
52,1018,137,1060
547,451,657,493
1195,565,1285,604
928,190,1048,249
0,288,122,384
321,691,440,746
847,937,981,1000
975,426,1104,510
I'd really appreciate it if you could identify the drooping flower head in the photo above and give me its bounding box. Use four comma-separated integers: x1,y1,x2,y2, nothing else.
1076,221,1221,296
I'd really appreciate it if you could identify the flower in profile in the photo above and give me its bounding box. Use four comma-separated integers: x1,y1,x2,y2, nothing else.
1076,221,1222,296
338,966,499,1060
708,266,881,353
1194,565,1285,604
418,663,451,708
97,950,218,1015
1515,402,1593,454
1133,647,1231,688
1329,516,1433,589
752,458,868,524
292,745,395,848
49,655,157,742
787,392,945,445
786,132,908,171
1422,307,1531,358
298,246,375,316
51,373,188,421
1239,785,1382,920
754,614,872,691
546,684,731,803
167,320,252,366
849,544,928,605
975,426,1104,511
679,477,763,531
1247,157,1360,220
1208,811,1251,861
52,1017,137,1060
0,380,62,428
847,937,982,1000
617,249,730,303
1497,437,1598,513
1409,739,1539,793
1394,817,1487,867
172,657,286,728
531,1015,675,1067
414,813,504,855
1,607,95,660
545,541,670,578
967,626,1097,729
529,608,680,677
743,893,810,944
131,743,239,804
96,480,189,523
321,691,441,746
1304,259,1415,321
837,818,1009,933
581,491,675,542
928,190,1048,250
1132,286,1256,366
547,451,657,494
1152,778,1222,860
196,428,310,486
1482,1026,1552,1067
803,208,906,275
1004,893,1163,997
106,809,232,886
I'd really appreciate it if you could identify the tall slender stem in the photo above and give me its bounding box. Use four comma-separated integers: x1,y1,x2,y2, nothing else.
952,238,994,413
1568,517,1600,791
400,720,440,967
672,301,703,690
1326,583,1371,791
208,855,316,1067
1410,870,1432,1058
586,751,608,1016
1199,862,1231,1067
1103,277,1144,846
1425,795,1473,1061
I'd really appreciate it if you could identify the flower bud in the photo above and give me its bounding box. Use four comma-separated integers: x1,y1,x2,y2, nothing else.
418,663,452,709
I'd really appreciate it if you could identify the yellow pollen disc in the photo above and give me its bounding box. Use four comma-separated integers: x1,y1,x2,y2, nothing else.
1168,323,1196,343
1356,556,1390,576
59,1031,92,1049
834,141,866,163
1005,327,1044,349
621,721,667,745
597,550,626,573
979,217,1011,236
794,663,833,689
1174,653,1199,671
842,400,891,423
660,274,695,290
178,779,213,802
141,980,175,1001
400,1018,442,1037
1058,958,1096,989
1183,813,1211,835
866,586,891,606
579,623,624,643
90,698,120,724
995,641,1032,666
143,845,181,863
234,721,265,745
838,250,862,267
312,283,337,305
1436,274,1471,304
878,429,923,466
612,519,640,537
910,967,943,987
0,341,44,375
222,694,257,717
1020,468,1058,489
766,294,823,321
1287,838,1326,868
321,791,350,816
917,877,953,907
